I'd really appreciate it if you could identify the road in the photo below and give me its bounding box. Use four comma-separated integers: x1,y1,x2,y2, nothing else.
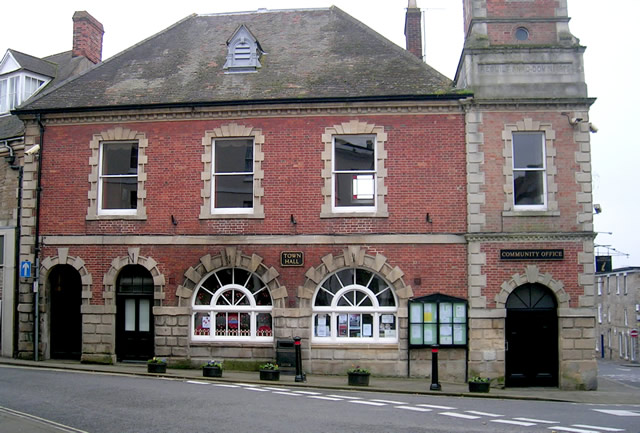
0,365,638,433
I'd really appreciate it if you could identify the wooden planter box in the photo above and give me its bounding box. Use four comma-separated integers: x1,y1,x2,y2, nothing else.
468,381,490,393
348,372,370,386
147,363,167,374
259,369,280,381
203,366,223,378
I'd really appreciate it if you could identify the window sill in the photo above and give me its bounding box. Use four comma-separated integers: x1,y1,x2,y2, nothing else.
86,214,147,221
310,342,398,348
200,212,265,220
320,211,389,219
502,210,560,217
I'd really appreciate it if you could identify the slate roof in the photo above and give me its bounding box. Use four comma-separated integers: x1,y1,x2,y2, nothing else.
20,7,454,112
7,49,57,78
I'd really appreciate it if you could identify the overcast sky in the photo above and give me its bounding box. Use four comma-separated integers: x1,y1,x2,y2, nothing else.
2,0,638,269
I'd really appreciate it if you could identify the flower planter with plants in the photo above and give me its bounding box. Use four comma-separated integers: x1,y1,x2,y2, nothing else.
468,376,490,393
259,363,280,381
147,357,167,374
202,360,223,378
347,366,370,386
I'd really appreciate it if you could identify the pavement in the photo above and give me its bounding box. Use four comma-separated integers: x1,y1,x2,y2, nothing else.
1,357,638,406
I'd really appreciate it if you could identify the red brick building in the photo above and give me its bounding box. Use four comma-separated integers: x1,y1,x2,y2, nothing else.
13,0,597,389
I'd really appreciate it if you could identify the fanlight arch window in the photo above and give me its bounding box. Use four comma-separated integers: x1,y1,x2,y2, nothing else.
312,268,397,343
191,267,273,341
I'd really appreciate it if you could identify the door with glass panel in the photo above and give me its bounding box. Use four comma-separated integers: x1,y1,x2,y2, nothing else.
116,265,154,361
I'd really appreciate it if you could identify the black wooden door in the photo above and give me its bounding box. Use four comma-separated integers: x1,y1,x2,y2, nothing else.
115,265,155,361
505,283,558,387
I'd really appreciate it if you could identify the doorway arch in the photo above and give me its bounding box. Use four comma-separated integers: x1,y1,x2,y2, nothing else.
49,264,82,360
505,283,558,387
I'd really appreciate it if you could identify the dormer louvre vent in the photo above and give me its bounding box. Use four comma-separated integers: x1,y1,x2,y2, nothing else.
224,25,264,74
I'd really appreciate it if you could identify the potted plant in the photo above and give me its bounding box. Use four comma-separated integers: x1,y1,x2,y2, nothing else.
202,360,223,378
147,357,167,374
468,376,490,393
259,362,280,381
347,366,371,386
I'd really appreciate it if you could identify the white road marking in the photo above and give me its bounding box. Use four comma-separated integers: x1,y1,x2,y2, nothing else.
491,419,536,427
233,383,257,387
263,387,290,391
395,406,432,412
572,425,625,432
371,399,407,404
186,380,209,385
349,400,387,407
309,396,343,401
439,412,480,420
292,391,322,395
465,410,502,417
327,394,361,399
272,391,302,396
245,387,269,392
547,427,600,433
417,404,456,410
211,384,239,388
593,409,640,416
0,406,89,433
514,417,558,423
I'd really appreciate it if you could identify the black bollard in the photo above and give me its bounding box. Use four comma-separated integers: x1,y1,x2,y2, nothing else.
430,345,441,391
294,336,306,382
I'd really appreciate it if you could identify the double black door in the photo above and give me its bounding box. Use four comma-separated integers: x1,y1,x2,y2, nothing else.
505,283,558,387
116,265,155,361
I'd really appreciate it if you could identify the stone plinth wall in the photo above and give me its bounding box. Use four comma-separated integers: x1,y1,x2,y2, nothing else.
409,348,467,382
80,305,115,364
468,312,506,383
559,312,597,390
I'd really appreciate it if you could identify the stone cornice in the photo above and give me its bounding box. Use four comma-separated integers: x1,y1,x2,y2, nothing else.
460,98,595,111
465,232,596,243
19,100,466,126
42,233,467,246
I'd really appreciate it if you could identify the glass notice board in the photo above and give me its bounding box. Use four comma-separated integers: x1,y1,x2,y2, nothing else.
409,295,467,347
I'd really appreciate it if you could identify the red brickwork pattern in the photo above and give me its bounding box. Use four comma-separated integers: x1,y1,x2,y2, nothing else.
487,0,558,19
40,114,466,236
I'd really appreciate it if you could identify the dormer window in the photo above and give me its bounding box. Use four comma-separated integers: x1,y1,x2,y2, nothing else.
224,25,264,73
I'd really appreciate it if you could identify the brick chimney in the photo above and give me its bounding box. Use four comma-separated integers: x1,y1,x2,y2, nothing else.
404,0,423,60
72,11,104,64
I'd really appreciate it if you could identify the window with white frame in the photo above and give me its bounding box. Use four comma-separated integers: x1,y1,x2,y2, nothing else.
624,274,628,295
624,309,628,326
597,304,602,324
312,267,397,343
607,305,611,323
98,141,138,215
512,132,546,208
333,135,376,210
616,274,621,295
212,138,254,212
191,267,272,341
597,277,603,296
0,74,46,114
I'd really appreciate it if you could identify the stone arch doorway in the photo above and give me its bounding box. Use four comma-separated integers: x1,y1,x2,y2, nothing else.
49,264,82,360
505,283,558,387
116,265,155,361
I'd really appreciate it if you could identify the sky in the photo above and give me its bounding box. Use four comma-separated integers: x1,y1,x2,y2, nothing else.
1,0,638,269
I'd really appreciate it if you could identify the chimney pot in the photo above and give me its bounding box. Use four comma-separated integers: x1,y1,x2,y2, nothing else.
72,11,104,64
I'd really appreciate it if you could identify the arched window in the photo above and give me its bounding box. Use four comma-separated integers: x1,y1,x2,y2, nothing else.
191,268,273,341
312,268,397,343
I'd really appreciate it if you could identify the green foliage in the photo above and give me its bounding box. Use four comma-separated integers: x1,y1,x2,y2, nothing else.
347,365,370,374
147,357,167,365
202,360,223,369
469,376,490,383
259,362,279,371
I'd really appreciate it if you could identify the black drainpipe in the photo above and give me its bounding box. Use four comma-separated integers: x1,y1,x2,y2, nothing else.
34,115,45,361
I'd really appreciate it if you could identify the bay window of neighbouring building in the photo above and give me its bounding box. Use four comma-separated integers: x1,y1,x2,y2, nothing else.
312,268,397,343
212,138,254,213
191,267,273,342
512,131,546,208
98,141,138,215
0,75,46,114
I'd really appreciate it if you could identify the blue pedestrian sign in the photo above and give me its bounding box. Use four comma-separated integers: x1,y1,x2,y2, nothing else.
20,260,32,278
